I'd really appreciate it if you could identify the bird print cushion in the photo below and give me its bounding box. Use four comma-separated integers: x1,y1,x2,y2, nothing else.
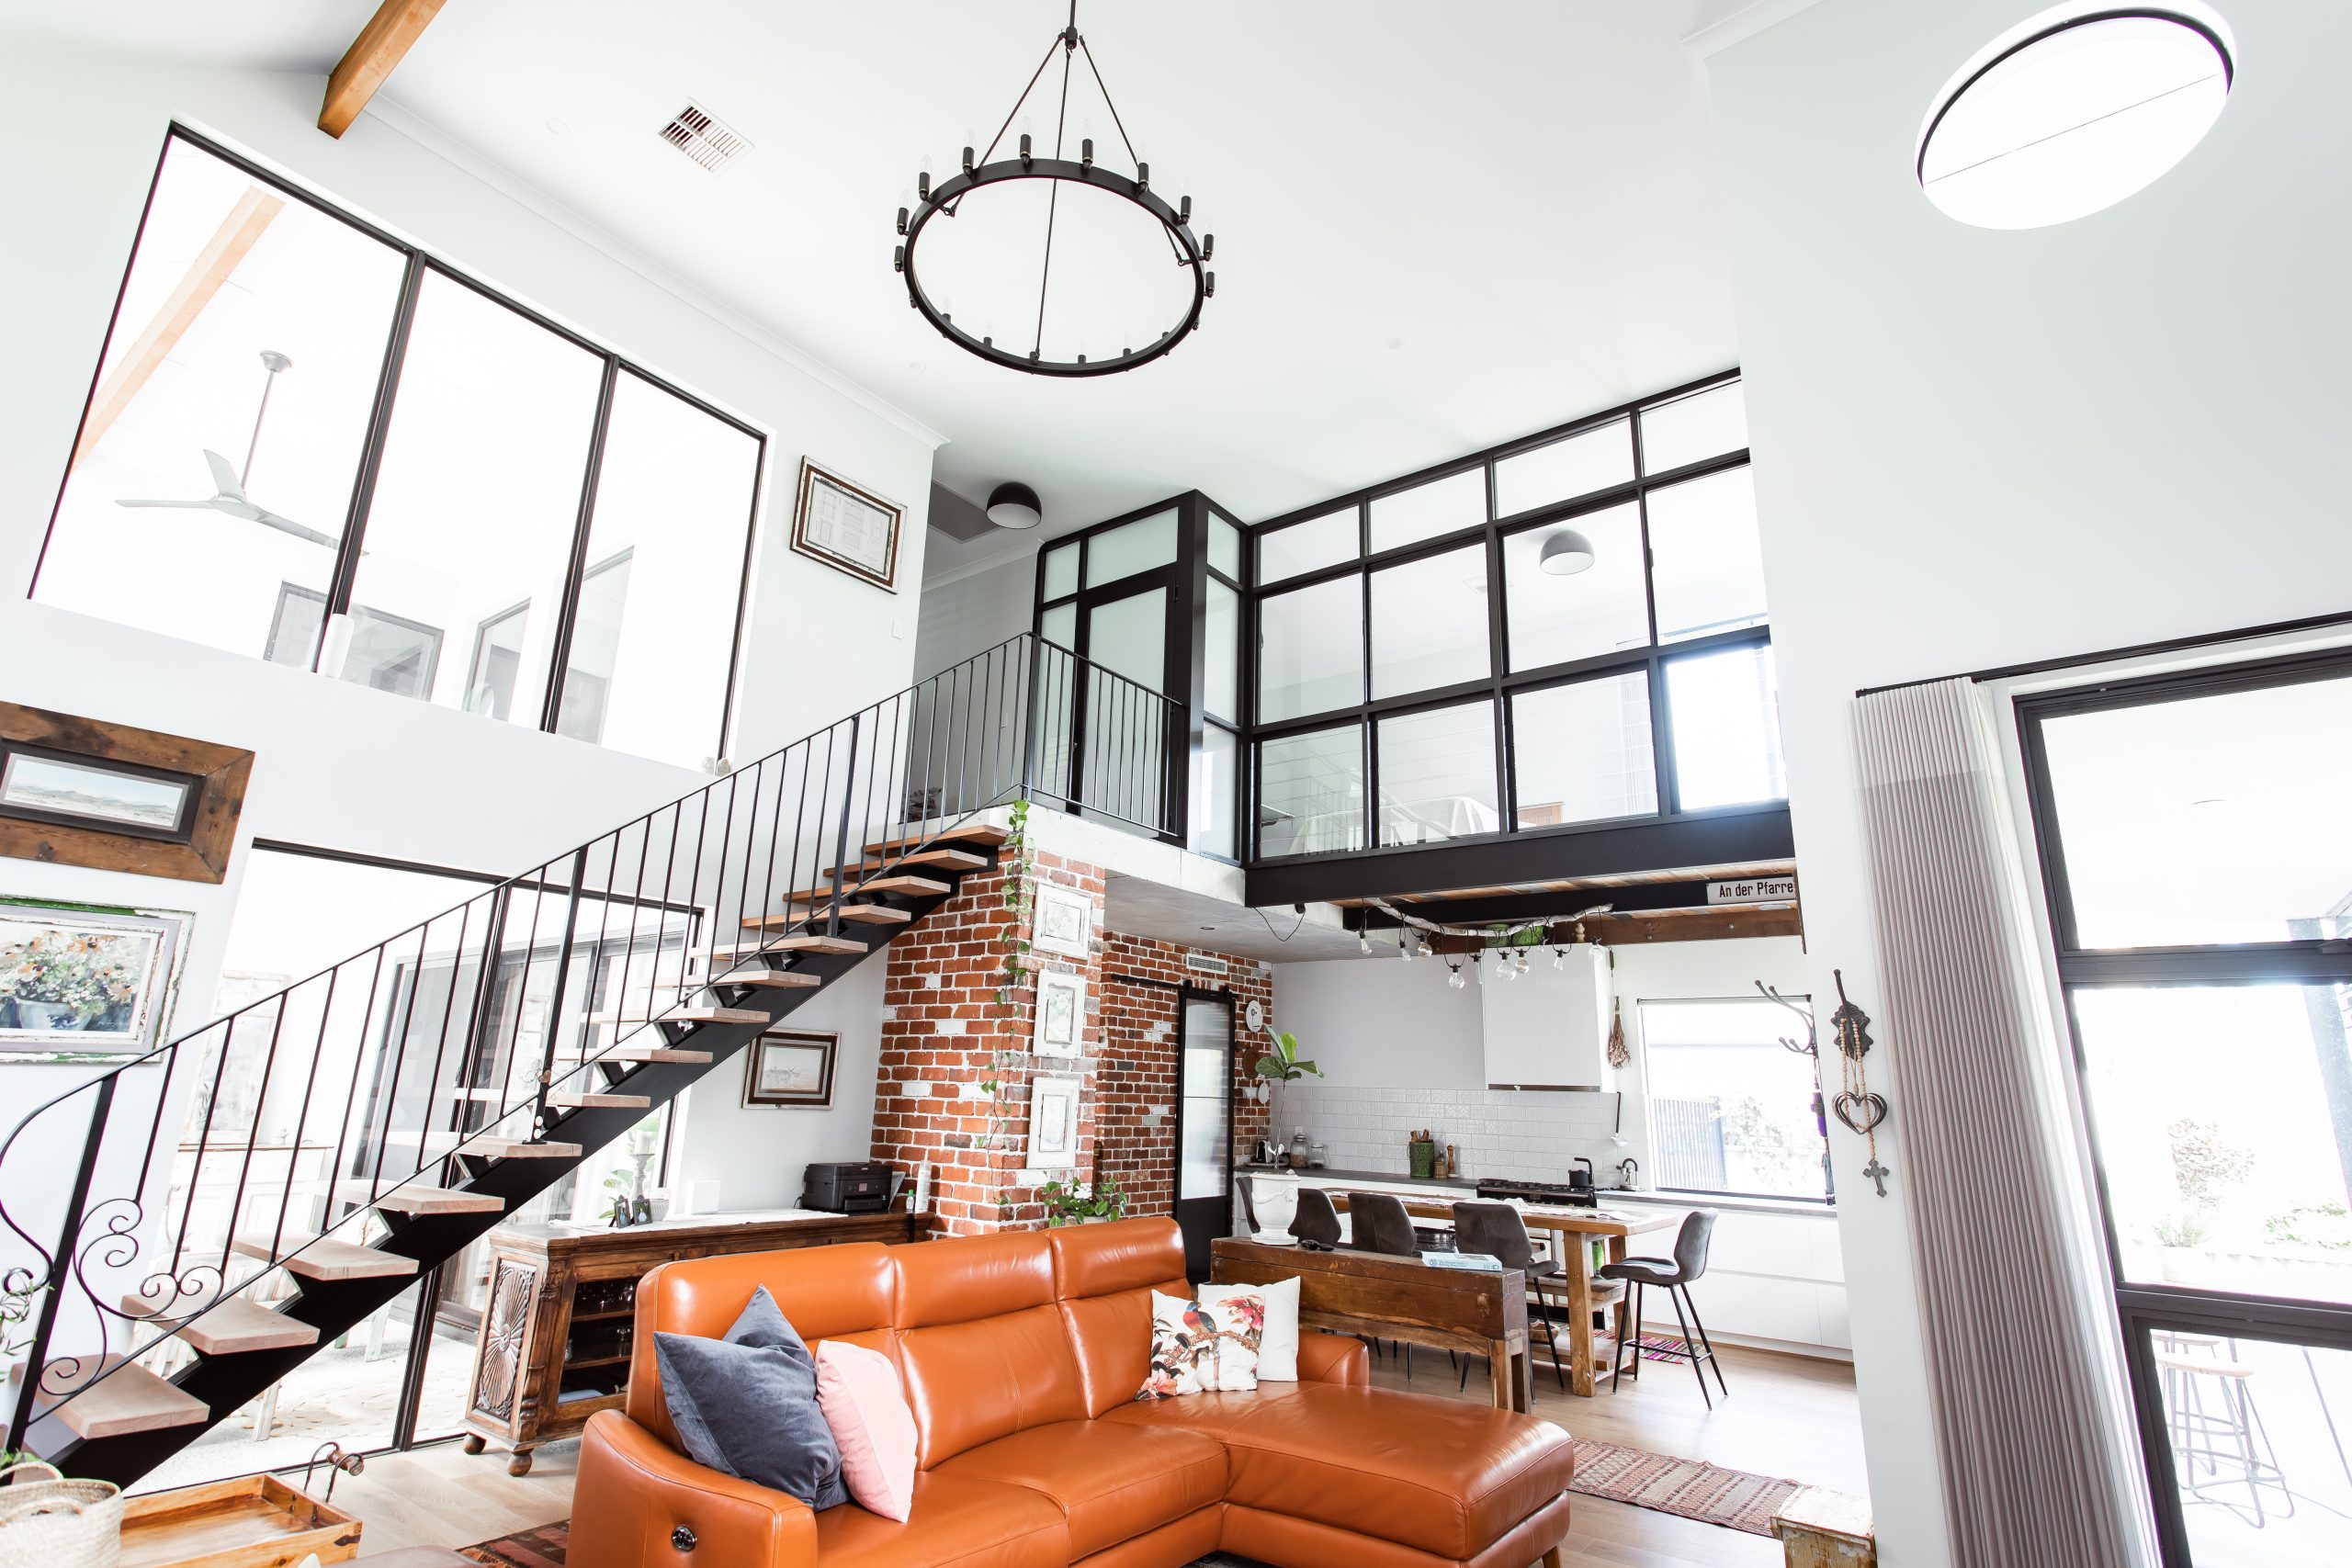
1138,1288,1266,1398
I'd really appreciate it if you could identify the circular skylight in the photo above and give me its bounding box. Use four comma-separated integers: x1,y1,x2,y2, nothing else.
1917,8,2233,230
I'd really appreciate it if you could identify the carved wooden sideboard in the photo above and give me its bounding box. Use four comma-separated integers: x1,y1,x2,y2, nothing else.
461,1208,932,1473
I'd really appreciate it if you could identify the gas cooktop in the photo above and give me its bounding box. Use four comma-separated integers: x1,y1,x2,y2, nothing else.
1474,1179,1600,1209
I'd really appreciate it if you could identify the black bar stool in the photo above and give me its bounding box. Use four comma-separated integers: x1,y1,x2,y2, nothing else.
1600,1209,1728,1407
1346,1190,1422,1378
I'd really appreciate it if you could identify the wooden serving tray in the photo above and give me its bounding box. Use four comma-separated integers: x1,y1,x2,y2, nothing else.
119,1474,361,1568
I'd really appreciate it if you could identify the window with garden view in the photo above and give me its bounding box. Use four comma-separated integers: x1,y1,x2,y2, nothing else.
1642,998,1828,1203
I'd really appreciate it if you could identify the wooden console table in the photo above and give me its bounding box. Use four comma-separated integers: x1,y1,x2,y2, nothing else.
1210,1237,1534,1413
462,1208,931,1473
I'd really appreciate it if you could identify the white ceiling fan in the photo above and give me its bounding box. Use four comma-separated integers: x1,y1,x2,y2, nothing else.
115,350,340,549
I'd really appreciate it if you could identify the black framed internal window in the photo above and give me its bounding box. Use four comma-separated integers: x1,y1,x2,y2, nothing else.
29,128,763,773
1243,371,1777,862
2019,649,2352,1567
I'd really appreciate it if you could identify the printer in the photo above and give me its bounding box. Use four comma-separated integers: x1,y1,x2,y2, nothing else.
802,1160,897,1214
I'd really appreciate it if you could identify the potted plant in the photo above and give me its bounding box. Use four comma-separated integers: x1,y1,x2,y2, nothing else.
1039,1176,1127,1227
1252,1031,1321,1086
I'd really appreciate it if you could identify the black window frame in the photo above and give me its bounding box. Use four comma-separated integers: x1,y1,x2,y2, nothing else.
2018,645,2352,1568
31,126,767,769
1243,369,1778,867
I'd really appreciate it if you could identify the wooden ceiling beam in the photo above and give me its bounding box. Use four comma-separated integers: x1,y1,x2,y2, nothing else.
320,0,448,139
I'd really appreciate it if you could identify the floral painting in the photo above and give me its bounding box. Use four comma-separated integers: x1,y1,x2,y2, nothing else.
0,901,186,1059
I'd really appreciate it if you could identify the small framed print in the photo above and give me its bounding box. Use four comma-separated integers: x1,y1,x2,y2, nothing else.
1034,969,1086,1058
790,458,902,592
1027,1073,1082,1169
1032,884,1091,960
743,1028,838,1108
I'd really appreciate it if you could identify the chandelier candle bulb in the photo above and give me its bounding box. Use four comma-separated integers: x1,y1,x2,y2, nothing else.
1081,138,1094,168
896,207,908,235
1180,195,1192,222
1136,161,1149,190
962,145,975,171
1204,234,1215,260
917,171,930,199
1020,132,1033,165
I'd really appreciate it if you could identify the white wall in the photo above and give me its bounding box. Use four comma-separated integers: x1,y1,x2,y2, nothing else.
0,36,939,1325
1703,3,2352,1560
666,961,886,1213
914,554,1035,680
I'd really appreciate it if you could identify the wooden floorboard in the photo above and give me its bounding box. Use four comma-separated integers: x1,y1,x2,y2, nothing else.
335,1342,1862,1562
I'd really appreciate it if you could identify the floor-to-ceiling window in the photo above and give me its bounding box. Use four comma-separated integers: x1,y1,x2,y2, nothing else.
31,130,763,773
1245,372,1783,862
2021,652,2352,1567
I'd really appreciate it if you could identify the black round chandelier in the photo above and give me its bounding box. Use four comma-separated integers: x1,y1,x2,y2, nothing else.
894,5,1213,378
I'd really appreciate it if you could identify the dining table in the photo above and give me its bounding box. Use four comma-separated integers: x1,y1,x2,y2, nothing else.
1323,1190,1681,1397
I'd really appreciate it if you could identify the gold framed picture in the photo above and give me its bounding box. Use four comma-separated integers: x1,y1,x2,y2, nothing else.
743,1028,838,1108
790,459,902,592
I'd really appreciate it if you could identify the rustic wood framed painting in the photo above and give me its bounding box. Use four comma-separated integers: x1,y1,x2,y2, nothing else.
743,1028,838,1108
790,459,902,592
0,703,253,884
1033,968,1086,1058
1032,884,1092,959
1027,1073,1083,1169
0,897,189,1061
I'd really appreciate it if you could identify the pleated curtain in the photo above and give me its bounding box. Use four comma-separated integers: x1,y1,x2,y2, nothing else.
1851,678,2154,1568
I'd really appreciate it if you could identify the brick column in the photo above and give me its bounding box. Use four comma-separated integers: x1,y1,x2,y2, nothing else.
870,849,1105,1235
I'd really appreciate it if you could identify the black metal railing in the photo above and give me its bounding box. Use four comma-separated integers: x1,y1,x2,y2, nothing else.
0,634,1178,1453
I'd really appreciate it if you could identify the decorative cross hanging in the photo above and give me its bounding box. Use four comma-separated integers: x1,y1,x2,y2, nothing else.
1826,970,1891,1197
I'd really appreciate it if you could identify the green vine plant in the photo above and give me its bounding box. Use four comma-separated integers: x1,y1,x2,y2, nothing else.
976,796,1036,1155
1039,1175,1128,1227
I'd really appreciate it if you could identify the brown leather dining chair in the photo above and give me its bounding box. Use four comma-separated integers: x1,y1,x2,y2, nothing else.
1450,1199,1626,1394
1290,1186,1343,1249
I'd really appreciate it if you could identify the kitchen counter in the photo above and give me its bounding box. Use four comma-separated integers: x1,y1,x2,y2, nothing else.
1238,1163,1481,1191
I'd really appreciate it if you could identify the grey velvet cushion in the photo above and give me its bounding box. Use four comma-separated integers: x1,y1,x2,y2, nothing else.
653,1284,849,1510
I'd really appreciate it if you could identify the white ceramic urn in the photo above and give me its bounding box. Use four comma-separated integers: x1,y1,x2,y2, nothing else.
1246,1169,1301,1244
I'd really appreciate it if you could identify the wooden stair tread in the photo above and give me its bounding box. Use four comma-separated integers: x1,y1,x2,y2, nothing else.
780,874,951,901
233,1235,419,1281
445,1086,520,1103
334,1179,504,1215
583,1007,767,1025
827,848,989,874
718,934,865,957
27,1359,207,1439
121,1293,319,1356
558,1044,717,1065
548,1089,652,1110
865,823,1009,853
708,969,822,989
832,904,911,924
384,1131,582,1160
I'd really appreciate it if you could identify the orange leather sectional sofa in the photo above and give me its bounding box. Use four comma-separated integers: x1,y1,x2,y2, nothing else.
571,1216,1577,1568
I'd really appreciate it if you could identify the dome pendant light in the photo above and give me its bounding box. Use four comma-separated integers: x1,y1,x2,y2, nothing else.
1539,528,1596,575
987,481,1043,530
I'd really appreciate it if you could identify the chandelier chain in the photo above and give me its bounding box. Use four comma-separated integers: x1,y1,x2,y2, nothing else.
1033,41,1077,356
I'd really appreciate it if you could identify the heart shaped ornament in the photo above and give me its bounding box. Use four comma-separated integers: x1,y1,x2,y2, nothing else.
1833,1090,1889,1135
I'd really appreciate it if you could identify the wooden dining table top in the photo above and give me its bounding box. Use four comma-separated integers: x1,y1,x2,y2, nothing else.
1324,1190,1681,1240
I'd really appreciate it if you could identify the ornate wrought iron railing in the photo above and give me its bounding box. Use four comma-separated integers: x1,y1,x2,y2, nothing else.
0,632,1179,1456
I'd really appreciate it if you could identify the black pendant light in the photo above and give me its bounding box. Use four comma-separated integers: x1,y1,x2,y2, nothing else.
893,3,1213,378
987,481,1043,530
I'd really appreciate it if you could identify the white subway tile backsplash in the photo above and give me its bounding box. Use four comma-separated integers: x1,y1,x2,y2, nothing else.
1268,1081,1628,1183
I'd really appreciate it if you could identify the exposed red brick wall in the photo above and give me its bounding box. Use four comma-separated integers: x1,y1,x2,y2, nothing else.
1096,932,1273,1222
866,840,1275,1237
870,850,1104,1235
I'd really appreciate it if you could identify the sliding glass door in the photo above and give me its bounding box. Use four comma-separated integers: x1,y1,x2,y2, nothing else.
2021,652,2352,1566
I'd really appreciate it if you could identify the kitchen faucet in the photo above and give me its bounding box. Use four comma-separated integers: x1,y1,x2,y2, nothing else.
1616,1157,1640,1190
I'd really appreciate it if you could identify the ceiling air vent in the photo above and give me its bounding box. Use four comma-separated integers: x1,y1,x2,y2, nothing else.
658,101,751,173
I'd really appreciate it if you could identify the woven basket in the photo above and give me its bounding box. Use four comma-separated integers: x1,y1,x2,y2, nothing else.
0,1459,123,1568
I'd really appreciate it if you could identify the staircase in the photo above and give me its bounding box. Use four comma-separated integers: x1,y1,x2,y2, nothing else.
0,632,1179,1488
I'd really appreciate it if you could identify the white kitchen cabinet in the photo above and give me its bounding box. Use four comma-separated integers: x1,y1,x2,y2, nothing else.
1479,945,1613,1089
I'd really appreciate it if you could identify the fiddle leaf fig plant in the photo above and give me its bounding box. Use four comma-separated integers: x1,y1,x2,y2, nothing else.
1253,1030,1321,1084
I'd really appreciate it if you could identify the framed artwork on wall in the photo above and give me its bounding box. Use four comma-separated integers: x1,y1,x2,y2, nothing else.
1027,1073,1083,1169
0,897,189,1062
743,1028,838,1108
1032,884,1092,959
790,458,902,592
1034,969,1086,1058
0,703,253,884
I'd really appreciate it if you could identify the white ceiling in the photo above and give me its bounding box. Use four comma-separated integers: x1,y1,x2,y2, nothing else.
1102,871,1362,964
6,1,1763,581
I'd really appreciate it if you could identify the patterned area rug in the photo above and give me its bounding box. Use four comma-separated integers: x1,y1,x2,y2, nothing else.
1566,1438,1801,1536
459,1439,1801,1562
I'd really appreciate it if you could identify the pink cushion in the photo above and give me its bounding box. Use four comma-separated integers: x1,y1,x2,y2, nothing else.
815,1337,917,1521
